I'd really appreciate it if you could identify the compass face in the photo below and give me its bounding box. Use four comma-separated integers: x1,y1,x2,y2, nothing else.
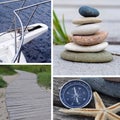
59,80,92,108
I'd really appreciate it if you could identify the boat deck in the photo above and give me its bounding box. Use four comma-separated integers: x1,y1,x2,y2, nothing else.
6,70,51,120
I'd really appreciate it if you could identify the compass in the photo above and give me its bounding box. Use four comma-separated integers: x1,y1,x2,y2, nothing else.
59,80,92,108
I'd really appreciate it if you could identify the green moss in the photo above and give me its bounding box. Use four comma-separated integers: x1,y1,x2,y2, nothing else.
0,76,7,88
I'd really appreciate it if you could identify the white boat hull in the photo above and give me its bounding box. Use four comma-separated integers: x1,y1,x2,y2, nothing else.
0,45,26,63
0,23,48,63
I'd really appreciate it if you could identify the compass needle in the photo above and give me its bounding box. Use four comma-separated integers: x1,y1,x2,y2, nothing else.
59,80,92,108
76,97,79,104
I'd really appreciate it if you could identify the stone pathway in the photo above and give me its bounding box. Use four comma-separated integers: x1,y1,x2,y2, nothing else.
53,45,120,75
6,70,51,120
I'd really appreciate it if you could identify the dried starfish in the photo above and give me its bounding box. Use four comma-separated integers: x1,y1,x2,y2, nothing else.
59,92,120,120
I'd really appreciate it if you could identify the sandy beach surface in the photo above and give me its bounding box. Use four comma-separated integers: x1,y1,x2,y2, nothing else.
0,74,18,120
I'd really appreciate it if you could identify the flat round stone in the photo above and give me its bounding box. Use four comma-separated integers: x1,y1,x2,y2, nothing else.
61,50,113,63
72,24,100,35
79,6,100,17
72,31,108,46
82,78,120,98
72,17,102,25
65,42,108,52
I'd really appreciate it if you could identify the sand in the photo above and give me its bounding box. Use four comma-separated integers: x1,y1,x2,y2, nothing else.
0,74,18,120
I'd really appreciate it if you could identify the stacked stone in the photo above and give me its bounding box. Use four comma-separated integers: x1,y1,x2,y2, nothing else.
61,6,113,63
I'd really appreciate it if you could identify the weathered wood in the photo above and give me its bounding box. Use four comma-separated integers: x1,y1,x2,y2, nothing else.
103,77,120,82
53,77,120,120
54,106,94,120
53,77,77,107
6,70,51,120
81,78,120,98
53,77,120,106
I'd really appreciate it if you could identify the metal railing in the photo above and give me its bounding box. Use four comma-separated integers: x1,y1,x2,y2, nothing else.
0,0,26,36
0,0,51,63
0,0,24,5
12,0,50,63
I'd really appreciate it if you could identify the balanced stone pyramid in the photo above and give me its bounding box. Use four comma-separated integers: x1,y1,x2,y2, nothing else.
61,6,113,63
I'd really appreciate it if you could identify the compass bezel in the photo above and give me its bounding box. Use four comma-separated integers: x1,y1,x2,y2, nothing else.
59,79,93,108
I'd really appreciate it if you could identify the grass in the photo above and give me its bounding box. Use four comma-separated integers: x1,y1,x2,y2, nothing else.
0,65,17,75
0,65,51,88
13,65,51,88
13,65,51,74
0,65,15,88
37,72,51,89
53,10,70,45
0,76,7,88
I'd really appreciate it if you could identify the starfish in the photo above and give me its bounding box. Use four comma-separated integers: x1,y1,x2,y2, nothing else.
59,92,120,120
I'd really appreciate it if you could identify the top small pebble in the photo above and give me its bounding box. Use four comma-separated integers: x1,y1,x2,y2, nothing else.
79,6,100,17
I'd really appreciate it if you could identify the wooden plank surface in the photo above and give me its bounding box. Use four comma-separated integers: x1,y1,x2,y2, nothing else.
6,70,51,120
53,77,120,120
54,106,94,120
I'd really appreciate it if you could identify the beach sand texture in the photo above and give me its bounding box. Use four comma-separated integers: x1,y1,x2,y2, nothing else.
0,74,18,120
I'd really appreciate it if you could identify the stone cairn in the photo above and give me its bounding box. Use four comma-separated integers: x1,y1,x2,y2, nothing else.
61,6,113,63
